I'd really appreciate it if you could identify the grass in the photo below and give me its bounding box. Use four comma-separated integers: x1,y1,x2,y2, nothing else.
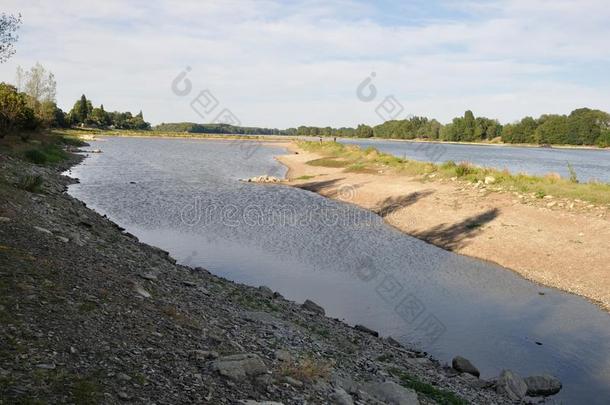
17,175,44,193
390,368,469,405
280,356,334,383
298,141,610,205
294,175,317,180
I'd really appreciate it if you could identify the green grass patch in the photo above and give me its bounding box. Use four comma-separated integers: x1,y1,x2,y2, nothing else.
23,143,68,165
17,175,44,193
306,157,350,168
297,141,610,205
390,368,469,405
295,175,317,180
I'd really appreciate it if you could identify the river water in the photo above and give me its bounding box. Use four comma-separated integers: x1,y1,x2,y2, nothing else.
339,138,610,183
68,137,610,404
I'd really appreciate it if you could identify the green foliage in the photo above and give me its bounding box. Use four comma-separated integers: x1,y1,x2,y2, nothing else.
390,369,469,405
155,122,282,135
0,82,38,135
23,144,67,164
455,162,475,177
567,162,579,183
68,95,150,130
17,174,43,192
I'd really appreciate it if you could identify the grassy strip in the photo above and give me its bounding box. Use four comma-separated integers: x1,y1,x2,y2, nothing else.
298,141,610,205
52,128,284,141
389,368,469,405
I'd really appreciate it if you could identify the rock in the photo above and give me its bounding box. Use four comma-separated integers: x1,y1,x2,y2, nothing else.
56,236,69,243
212,353,268,380
363,381,419,405
182,280,197,287
36,363,56,370
274,349,292,363
283,376,303,387
258,285,274,298
496,369,527,401
354,324,379,337
239,401,284,405
117,391,131,401
34,226,52,235
116,373,131,382
484,176,496,185
330,387,354,405
139,272,158,281
546,201,557,208
0,216,10,222
302,299,325,315
189,350,219,361
452,356,480,377
524,375,562,396
133,283,152,298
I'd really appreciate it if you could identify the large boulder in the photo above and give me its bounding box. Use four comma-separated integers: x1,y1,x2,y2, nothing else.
452,356,480,378
362,381,420,405
302,299,325,315
496,369,527,401
212,353,267,380
524,375,562,396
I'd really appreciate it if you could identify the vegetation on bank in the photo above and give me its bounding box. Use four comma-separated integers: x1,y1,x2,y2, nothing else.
1,63,151,137
298,141,610,205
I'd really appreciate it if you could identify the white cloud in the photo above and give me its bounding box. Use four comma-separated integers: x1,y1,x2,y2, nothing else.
1,0,609,127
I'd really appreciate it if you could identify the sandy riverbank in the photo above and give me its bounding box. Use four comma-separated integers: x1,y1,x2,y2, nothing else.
277,143,610,311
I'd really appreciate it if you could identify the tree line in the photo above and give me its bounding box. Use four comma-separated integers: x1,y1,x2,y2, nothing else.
156,108,610,147
0,63,151,136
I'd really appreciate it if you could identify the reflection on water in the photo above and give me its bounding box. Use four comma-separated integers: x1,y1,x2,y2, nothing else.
340,138,610,183
68,137,610,404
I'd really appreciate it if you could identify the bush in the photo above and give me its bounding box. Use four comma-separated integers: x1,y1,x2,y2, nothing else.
24,149,48,164
23,144,68,165
17,174,43,192
455,162,475,177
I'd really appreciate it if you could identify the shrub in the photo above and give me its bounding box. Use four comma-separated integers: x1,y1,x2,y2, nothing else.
567,162,579,183
24,149,47,164
17,174,43,192
455,162,475,177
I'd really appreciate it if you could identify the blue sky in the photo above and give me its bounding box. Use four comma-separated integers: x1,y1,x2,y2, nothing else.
1,0,609,128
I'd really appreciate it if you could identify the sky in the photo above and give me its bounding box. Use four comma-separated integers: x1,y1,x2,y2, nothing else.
1,0,610,128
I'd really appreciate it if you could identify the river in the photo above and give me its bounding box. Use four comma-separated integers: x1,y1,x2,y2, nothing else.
67,136,610,404
338,138,610,183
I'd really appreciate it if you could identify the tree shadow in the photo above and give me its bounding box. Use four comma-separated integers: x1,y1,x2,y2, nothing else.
296,178,345,193
413,208,500,251
374,190,435,217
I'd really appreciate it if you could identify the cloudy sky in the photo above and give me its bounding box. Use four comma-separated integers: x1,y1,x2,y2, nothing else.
1,0,609,128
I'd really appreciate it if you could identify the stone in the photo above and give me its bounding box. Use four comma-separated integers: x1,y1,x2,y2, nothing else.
139,272,158,281
496,369,527,401
330,387,354,405
452,356,480,377
302,299,325,315
34,226,52,235
56,236,69,243
274,349,292,362
212,353,268,380
363,381,419,405
546,201,557,208
133,283,152,298
283,376,303,387
354,324,379,337
189,350,219,361
524,375,562,396
116,373,131,382
182,280,197,287
0,216,11,222
239,401,284,405
258,285,274,298
484,176,496,185
36,363,56,370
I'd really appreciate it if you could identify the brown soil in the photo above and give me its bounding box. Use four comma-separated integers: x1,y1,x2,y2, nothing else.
277,144,610,311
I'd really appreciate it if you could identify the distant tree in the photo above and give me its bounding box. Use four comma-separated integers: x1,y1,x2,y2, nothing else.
355,124,374,138
69,94,92,124
0,13,22,63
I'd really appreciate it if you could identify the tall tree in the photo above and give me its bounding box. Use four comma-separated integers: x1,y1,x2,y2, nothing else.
0,13,22,63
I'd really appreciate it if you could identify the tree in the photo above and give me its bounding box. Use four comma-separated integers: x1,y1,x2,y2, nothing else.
69,94,92,124
0,82,37,135
15,63,60,127
355,124,374,138
0,13,22,63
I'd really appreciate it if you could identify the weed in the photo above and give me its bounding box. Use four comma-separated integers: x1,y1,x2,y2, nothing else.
17,175,44,193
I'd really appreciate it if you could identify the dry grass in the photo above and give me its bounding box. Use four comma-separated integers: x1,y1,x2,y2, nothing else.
279,356,334,383
298,141,610,205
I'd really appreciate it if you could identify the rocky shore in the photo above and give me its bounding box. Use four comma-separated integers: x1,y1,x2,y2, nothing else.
1,148,545,404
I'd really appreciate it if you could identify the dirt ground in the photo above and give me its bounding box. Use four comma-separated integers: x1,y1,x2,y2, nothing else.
277,144,610,312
